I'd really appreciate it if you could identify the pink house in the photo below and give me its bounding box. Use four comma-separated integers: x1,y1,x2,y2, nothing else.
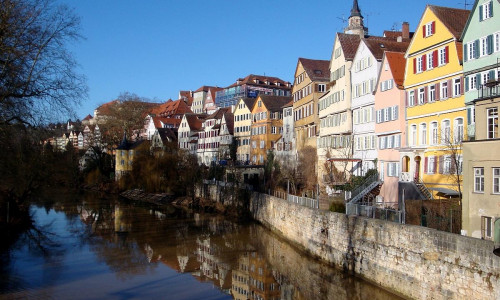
374,51,407,206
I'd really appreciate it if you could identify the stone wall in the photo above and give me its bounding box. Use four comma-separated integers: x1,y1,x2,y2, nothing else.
249,193,500,300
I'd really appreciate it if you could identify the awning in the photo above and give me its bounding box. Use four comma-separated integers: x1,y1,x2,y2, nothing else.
431,187,461,197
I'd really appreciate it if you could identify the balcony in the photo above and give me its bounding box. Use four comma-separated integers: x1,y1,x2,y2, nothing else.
476,80,500,101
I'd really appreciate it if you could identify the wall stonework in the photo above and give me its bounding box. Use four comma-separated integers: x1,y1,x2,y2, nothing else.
249,193,500,300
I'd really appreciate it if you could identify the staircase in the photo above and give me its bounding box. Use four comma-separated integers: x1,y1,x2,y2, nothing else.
414,178,433,200
348,173,382,204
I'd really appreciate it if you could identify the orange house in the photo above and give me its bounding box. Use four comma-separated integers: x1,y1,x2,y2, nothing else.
250,95,292,164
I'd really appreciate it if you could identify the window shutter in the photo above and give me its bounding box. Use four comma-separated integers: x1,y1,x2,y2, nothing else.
397,135,401,148
450,158,456,174
476,74,482,87
431,21,436,34
474,39,480,58
435,83,440,100
424,86,428,103
487,35,494,55
467,108,471,125
439,156,444,174
422,25,426,38
489,70,496,81
433,50,438,68
463,44,468,62
490,1,494,17
379,137,382,149
388,107,392,121
445,46,449,63
413,58,417,74
434,156,437,173
406,91,409,106
465,76,469,92
460,76,464,95
424,157,428,174
394,106,399,120
422,55,427,71
447,79,453,95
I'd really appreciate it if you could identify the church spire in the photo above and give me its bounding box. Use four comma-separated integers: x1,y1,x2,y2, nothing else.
350,0,362,18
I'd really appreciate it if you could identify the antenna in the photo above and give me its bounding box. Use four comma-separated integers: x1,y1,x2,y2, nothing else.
458,0,472,9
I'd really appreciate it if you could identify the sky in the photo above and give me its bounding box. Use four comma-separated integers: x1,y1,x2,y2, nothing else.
60,0,471,120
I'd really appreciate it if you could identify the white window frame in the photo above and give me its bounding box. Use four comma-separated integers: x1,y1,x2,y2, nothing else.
474,167,485,193
438,47,446,66
428,156,435,174
411,124,417,146
409,91,415,106
487,107,498,139
453,78,461,97
420,123,427,145
440,81,448,99
454,118,464,142
430,121,439,145
481,1,492,20
493,168,500,194
417,56,424,73
480,36,488,57
427,52,434,70
442,119,451,144
468,42,476,61
418,88,425,105
428,85,436,102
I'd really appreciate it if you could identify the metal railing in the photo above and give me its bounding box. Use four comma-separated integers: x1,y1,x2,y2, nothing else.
348,173,380,204
414,177,433,200
400,172,412,182
346,203,403,223
477,81,500,101
287,194,319,209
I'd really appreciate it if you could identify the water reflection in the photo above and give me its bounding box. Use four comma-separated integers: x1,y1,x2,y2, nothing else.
0,191,402,300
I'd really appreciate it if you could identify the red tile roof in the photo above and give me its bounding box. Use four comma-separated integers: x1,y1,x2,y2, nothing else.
337,33,361,61
428,5,470,39
385,51,407,88
283,100,294,108
82,114,93,121
298,58,330,81
382,31,414,41
185,114,206,131
194,85,219,93
153,117,182,129
179,91,193,106
150,99,193,117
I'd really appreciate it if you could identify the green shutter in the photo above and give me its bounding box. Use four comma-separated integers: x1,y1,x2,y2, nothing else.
479,4,484,21
490,1,493,17
476,74,482,87
465,76,469,91
474,40,480,58
490,70,496,81
467,107,471,125
464,44,468,62
488,35,494,55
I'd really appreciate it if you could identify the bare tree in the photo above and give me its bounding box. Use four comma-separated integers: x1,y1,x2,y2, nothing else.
440,128,463,200
322,135,354,190
0,0,87,126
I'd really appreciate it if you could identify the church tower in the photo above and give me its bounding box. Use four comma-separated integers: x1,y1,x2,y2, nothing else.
344,0,368,36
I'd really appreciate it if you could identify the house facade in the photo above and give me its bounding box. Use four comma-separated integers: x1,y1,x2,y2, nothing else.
274,101,296,165
250,95,291,164
374,51,408,204
461,0,500,140
461,0,500,240
292,58,330,152
197,108,232,165
401,5,470,198
178,114,205,154
233,98,256,164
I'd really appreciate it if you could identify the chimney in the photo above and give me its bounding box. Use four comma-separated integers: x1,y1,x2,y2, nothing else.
402,22,409,39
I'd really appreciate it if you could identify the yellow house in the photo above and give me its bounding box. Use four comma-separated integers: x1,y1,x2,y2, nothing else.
401,5,470,198
233,97,256,164
292,58,330,151
115,133,147,181
250,95,292,164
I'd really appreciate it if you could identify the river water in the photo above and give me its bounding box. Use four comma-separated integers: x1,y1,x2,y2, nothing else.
0,191,403,300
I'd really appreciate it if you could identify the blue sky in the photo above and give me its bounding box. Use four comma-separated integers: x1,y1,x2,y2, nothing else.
62,0,470,120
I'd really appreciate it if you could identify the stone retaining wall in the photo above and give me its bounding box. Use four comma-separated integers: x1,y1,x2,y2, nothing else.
249,193,500,300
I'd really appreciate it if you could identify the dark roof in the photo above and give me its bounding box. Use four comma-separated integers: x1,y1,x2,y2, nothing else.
157,128,177,142
382,30,414,41
428,5,470,39
194,86,219,93
298,58,330,81
185,113,206,131
350,0,363,18
363,37,410,60
257,95,293,113
241,97,257,110
83,114,93,121
337,33,361,61
282,100,294,108
223,112,234,135
207,107,231,120
226,74,291,90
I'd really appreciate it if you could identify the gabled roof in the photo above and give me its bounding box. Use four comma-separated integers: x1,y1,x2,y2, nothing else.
184,113,206,131
208,87,223,101
194,86,219,93
256,95,293,113
226,74,291,90
222,112,234,135
283,100,294,108
429,5,470,39
240,97,257,110
207,107,231,120
153,117,181,129
150,99,193,117
382,30,414,41
363,37,410,60
298,58,330,81
385,51,407,88
179,91,193,106
336,33,361,61
82,114,93,121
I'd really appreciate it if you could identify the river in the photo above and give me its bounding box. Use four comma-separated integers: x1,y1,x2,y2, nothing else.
0,191,403,299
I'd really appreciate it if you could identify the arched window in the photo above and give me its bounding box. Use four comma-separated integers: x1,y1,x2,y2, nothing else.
454,118,464,142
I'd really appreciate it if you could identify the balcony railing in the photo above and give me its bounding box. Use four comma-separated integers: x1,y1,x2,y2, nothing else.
400,172,412,182
477,81,500,101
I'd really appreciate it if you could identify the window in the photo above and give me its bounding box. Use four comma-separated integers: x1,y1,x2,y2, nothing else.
493,168,500,194
474,167,484,193
428,156,435,174
409,91,415,106
480,1,492,21
428,85,436,102
495,32,500,52
260,140,265,149
423,21,435,37
418,88,425,105
455,118,464,142
480,37,488,57
416,56,424,73
411,124,417,146
392,106,398,120
318,84,326,92
481,216,493,240
468,74,478,90
387,162,399,177
420,123,427,145
427,52,434,69
442,120,451,143
439,47,447,66
487,108,498,139
467,41,476,61
443,156,452,174
453,78,461,97
430,122,439,145
441,81,448,99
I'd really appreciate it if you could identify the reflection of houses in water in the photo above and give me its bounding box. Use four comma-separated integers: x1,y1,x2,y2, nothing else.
231,252,250,300
248,252,281,300
195,235,232,294
114,205,131,233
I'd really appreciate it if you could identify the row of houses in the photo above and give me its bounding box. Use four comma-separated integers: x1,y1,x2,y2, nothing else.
69,1,498,241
